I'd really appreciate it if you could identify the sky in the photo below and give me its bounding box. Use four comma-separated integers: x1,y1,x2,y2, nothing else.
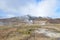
0,0,60,18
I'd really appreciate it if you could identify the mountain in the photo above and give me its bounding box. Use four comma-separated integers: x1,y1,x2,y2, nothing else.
0,16,28,26
0,15,60,26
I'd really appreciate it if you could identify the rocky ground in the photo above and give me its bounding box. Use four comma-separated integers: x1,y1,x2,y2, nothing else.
0,25,60,40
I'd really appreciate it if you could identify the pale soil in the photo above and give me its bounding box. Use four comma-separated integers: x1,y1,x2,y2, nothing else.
0,24,60,40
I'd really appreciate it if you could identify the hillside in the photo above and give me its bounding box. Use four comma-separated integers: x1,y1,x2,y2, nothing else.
0,16,60,26
0,16,60,40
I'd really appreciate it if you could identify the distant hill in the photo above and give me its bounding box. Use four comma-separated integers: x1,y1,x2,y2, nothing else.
0,17,28,26
0,16,60,26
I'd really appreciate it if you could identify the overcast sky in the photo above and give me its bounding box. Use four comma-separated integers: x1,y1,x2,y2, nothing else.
0,0,60,18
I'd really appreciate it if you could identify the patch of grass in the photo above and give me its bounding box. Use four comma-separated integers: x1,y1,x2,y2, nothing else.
1,24,60,40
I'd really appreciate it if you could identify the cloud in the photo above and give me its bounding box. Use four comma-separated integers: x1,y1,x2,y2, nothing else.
0,0,60,18
20,0,57,17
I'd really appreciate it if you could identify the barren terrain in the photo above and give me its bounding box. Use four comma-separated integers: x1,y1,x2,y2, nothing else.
0,24,60,40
